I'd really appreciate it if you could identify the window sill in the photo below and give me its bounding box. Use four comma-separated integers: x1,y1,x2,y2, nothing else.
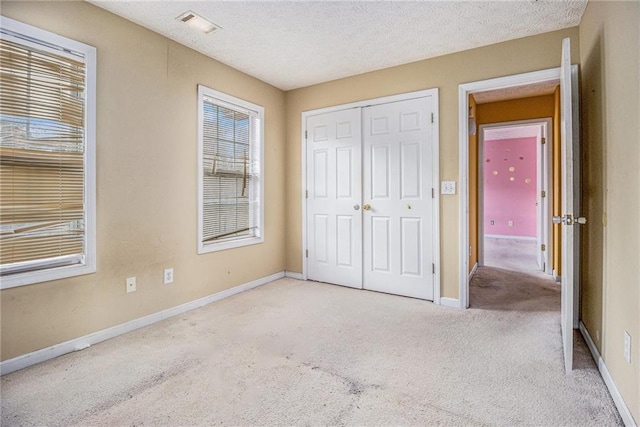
0,262,96,289
198,236,264,254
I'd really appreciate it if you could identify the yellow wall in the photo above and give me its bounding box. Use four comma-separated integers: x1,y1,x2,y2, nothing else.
579,0,639,420
476,95,555,124
475,94,561,274
285,28,580,299
0,2,287,361
468,95,478,273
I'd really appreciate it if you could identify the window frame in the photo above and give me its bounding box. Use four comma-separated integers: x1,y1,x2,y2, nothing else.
197,85,264,254
0,17,97,289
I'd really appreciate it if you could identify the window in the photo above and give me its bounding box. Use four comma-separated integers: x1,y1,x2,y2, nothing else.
0,17,96,288
198,85,264,253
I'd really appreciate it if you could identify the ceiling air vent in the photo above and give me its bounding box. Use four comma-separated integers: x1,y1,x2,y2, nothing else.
176,11,221,34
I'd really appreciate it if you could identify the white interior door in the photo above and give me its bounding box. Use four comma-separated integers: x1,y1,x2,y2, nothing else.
306,108,362,288
537,122,552,274
536,125,544,270
362,98,434,300
557,37,583,374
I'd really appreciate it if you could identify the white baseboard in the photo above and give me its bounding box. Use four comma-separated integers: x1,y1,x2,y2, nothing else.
0,271,285,376
440,297,461,308
579,322,637,427
285,271,304,280
485,234,536,241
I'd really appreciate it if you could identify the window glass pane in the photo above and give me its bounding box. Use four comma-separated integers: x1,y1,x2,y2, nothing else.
201,96,259,246
0,38,86,273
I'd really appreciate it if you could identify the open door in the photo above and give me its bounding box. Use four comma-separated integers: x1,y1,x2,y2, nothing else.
555,38,584,374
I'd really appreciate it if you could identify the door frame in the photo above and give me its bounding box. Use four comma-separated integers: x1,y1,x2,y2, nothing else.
458,66,579,309
478,118,553,275
301,88,441,304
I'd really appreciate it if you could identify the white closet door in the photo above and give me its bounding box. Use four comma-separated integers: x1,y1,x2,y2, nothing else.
362,97,434,300
306,108,363,288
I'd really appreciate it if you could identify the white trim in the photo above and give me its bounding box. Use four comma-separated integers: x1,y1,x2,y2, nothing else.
0,17,97,289
440,297,461,308
197,85,265,254
484,234,537,241
285,271,304,280
579,322,637,427
301,88,441,302
468,262,478,281
0,271,285,376
459,66,564,309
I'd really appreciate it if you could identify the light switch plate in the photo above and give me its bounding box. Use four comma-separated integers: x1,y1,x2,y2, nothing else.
441,181,456,195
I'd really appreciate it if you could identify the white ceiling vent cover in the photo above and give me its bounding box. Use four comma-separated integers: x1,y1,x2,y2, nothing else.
176,11,221,34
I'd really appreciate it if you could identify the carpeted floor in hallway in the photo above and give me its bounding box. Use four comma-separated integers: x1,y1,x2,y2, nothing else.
1,271,622,426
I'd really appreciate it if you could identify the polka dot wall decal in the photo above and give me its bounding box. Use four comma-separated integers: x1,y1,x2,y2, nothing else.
486,159,491,162
519,156,525,160
525,178,532,184
493,170,498,175
504,158,508,161
509,177,515,182
509,166,515,172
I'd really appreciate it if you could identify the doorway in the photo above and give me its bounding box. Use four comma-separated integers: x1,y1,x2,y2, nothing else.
458,67,569,309
479,119,553,275
302,90,440,301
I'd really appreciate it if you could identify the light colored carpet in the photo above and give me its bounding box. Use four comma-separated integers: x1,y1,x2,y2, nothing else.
1,273,621,426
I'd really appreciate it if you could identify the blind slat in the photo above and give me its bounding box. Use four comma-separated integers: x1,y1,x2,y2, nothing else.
0,37,87,272
201,100,258,243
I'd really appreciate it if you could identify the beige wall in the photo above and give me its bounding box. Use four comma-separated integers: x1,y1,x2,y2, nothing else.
579,0,640,421
285,28,580,299
0,1,287,361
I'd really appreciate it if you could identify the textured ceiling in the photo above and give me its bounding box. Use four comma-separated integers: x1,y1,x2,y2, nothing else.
89,0,587,91
474,80,560,104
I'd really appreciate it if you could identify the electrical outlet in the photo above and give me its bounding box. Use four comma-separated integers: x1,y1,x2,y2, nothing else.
624,331,631,363
441,181,456,195
163,268,174,285
508,220,514,227
126,277,136,293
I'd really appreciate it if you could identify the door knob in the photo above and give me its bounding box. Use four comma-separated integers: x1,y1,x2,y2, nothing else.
354,204,360,210
363,204,371,211
553,214,587,226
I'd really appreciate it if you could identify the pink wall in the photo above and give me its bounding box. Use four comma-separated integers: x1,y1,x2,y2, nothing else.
484,137,537,238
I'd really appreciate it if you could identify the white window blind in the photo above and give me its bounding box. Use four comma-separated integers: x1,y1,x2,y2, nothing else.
0,17,96,287
198,86,263,253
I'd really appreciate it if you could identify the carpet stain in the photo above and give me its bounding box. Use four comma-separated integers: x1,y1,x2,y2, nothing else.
70,358,201,426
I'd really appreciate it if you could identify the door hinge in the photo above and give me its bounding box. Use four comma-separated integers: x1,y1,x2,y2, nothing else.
541,137,546,145
541,190,546,198
305,130,308,140
431,113,434,124
306,190,308,199
431,188,435,198
306,249,309,258
432,263,435,274
541,244,546,251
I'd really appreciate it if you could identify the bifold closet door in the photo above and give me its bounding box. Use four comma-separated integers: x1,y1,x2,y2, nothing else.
306,108,363,288
362,98,434,300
